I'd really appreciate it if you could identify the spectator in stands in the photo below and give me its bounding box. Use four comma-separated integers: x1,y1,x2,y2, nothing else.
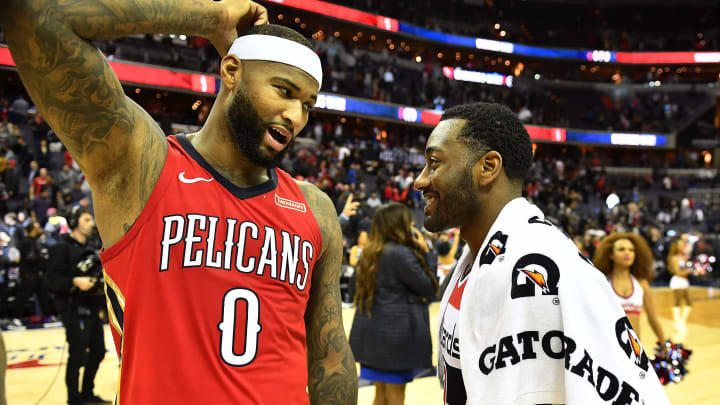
8,133,30,172
29,112,50,153
337,192,360,244
26,160,39,192
36,138,51,169
593,232,665,343
349,203,437,405
14,220,53,323
365,191,381,210
0,125,10,151
348,230,367,268
435,228,461,286
57,163,80,194
8,95,28,125
69,181,87,205
30,185,51,227
2,160,18,202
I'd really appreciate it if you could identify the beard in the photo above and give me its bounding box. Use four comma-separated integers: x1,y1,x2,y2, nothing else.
226,85,293,168
424,163,480,232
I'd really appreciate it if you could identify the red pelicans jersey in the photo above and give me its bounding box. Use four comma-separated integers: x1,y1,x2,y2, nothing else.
100,135,322,404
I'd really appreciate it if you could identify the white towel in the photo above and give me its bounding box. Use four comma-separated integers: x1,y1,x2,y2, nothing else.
438,198,670,405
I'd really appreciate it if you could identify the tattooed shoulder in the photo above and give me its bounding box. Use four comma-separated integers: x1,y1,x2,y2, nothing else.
296,180,340,252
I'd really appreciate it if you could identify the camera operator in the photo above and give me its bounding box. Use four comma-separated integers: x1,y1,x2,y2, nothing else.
46,207,109,405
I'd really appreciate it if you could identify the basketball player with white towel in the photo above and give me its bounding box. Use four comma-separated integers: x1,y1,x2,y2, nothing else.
414,102,670,404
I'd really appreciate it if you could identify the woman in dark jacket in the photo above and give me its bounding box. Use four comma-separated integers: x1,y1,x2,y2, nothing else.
349,202,438,405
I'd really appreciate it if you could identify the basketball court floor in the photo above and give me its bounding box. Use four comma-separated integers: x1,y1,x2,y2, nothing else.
5,286,719,404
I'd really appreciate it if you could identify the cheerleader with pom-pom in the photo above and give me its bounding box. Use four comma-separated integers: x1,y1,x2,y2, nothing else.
667,236,693,334
593,232,666,343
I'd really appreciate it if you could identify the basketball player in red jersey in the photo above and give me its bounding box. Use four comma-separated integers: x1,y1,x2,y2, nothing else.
0,1,358,404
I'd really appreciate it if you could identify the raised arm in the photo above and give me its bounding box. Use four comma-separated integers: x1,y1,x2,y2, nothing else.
0,0,266,246
299,182,358,405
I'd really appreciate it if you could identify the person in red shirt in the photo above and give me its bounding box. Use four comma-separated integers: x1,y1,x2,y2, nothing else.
30,167,50,199
1,1,357,404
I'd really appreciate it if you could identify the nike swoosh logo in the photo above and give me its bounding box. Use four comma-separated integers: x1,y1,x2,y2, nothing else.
178,171,213,184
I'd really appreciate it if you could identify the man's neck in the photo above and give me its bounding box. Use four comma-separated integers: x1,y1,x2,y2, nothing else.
191,118,270,188
70,230,87,245
462,194,518,261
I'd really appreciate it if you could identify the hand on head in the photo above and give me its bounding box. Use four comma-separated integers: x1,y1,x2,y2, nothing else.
211,0,268,55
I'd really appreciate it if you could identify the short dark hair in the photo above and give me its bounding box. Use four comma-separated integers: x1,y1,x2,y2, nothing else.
241,24,313,50
440,102,533,183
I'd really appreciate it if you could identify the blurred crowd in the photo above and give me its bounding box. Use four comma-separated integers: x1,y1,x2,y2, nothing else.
2,4,712,136
0,79,717,329
0,95,95,329
87,33,711,133
325,0,720,52
311,35,704,133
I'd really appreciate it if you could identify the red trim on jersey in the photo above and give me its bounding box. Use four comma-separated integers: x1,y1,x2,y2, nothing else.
448,265,470,309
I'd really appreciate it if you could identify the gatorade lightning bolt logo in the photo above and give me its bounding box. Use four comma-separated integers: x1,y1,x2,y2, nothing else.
479,231,508,266
510,253,560,299
615,316,650,372
518,268,550,294
628,326,643,359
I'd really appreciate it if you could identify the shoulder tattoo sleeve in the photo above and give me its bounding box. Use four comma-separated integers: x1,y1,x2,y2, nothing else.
298,181,358,405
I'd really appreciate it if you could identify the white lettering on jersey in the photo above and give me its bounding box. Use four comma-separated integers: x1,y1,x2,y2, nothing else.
256,226,278,278
183,214,206,267
236,221,259,273
223,218,238,270
160,215,185,271
280,231,301,284
158,215,315,292
296,240,313,291
205,216,222,269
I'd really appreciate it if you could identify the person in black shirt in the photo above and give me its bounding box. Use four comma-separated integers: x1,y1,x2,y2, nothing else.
46,207,109,405
14,221,52,322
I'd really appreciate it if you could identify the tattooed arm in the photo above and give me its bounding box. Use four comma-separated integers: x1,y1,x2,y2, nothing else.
0,0,266,247
299,181,358,405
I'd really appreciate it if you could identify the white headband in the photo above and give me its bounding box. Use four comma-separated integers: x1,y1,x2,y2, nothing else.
228,34,322,90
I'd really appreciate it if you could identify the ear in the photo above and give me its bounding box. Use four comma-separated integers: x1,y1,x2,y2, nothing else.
472,150,503,187
219,55,243,91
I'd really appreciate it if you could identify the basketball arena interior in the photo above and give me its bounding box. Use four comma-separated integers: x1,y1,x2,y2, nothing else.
0,0,719,404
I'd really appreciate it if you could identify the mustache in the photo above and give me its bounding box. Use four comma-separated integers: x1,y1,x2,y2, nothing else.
266,122,294,136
